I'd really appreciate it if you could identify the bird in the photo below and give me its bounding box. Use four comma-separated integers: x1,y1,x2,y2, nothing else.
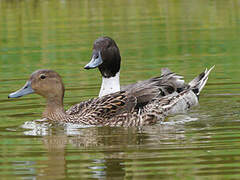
8,67,214,127
84,36,203,110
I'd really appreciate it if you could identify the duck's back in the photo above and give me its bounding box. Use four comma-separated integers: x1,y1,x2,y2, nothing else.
121,68,188,108
66,91,137,119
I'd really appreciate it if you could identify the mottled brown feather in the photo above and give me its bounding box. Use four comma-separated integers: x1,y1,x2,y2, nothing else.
8,67,213,127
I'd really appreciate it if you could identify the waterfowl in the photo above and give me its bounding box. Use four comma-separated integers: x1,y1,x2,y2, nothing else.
84,37,192,108
8,68,213,127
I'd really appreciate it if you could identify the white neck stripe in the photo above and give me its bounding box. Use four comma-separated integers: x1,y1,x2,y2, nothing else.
99,72,120,97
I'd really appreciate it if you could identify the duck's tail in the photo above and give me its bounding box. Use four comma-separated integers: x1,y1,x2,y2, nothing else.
188,65,215,96
144,66,215,118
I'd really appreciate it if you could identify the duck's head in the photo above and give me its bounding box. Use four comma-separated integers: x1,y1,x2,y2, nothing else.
84,36,121,78
8,69,65,100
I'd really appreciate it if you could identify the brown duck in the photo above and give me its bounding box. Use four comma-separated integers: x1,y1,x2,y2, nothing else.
8,68,213,127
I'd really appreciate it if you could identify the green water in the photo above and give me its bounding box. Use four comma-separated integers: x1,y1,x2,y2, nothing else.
0,0,240,179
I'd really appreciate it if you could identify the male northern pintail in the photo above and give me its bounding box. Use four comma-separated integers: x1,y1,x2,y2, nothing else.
8,68,213,127
84,37,211,110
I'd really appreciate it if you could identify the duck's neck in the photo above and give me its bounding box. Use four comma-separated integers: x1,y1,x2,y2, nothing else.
99,72,120,97
43,97,66,121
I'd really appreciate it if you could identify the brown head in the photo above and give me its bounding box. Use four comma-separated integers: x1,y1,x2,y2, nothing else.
8,69,65,102
84,36,121,78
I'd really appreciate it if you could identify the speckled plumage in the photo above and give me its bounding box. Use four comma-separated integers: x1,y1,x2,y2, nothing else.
8,67,214,127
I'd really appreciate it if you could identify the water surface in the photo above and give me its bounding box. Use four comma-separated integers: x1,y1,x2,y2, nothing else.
0,0,240,179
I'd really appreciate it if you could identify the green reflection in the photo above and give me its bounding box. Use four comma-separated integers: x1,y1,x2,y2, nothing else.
0,0,240,179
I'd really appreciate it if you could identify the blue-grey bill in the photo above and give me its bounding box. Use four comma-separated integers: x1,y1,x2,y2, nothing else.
84,51,103,69
8,81,34,98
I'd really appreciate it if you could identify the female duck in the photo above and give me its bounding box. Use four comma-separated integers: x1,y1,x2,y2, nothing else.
8,68,213,127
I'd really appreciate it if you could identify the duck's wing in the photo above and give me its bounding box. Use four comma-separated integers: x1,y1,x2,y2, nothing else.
66,98,95,115
66,91,137,119
121,68,188,108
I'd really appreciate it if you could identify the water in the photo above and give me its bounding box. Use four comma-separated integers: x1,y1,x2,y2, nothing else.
0,0,240,179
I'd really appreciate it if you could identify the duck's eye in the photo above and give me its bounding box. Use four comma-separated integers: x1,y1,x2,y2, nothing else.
40,74,46,79
95,55,99,59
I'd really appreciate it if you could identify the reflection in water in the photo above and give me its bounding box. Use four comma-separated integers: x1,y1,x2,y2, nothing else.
0,0,240,179
18,118,189,179
41,135,67,180
37,123,187,179
13,161,36,179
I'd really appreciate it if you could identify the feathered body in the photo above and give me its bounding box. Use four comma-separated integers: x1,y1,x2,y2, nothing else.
8,67,213,127
65,66,214,126
84,36,194,109
8,50,214,126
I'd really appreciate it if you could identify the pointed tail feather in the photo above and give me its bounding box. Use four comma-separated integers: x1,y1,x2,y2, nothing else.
188,65,215,96
144,66,215,118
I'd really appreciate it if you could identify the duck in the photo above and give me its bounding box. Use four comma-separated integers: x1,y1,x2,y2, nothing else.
8,68,213,127
84,36,199,110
